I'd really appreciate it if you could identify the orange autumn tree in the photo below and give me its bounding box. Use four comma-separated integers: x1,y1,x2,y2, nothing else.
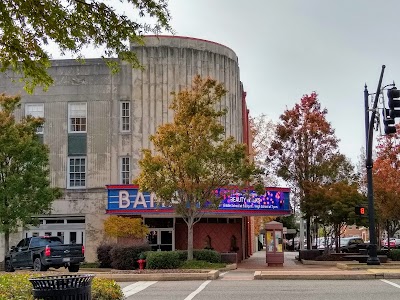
268,92,347,249
373,124,400,237
103,216,149,239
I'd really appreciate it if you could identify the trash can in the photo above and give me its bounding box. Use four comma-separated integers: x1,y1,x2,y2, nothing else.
29,274,95,300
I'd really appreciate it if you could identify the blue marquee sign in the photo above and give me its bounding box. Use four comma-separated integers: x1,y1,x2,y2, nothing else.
106,185,291,216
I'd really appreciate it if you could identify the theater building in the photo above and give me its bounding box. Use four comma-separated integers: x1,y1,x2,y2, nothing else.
0,36,291,262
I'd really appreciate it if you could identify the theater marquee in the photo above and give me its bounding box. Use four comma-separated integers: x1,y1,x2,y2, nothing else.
106,185,291,216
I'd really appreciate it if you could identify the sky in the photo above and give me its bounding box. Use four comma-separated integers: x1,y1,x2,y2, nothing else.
51,0,400,166
163,0,400,166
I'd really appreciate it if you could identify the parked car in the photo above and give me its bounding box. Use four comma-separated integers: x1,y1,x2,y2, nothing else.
4,236,85,272
340,237,369,253
382,238,400,249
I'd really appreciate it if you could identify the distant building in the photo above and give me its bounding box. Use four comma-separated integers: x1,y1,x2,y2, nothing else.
0,36,290,262
342,225,369,241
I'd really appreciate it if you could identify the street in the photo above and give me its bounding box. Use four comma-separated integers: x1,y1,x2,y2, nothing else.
119,277,400,300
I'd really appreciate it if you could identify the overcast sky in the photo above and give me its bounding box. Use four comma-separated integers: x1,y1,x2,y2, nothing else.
50,0,400,165
164,0,400,166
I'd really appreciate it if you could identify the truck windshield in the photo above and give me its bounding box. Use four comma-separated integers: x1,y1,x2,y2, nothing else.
31,237,63,247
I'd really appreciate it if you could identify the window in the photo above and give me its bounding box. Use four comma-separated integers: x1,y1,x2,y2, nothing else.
68,103,87,133
121,157,130,184
68,157,86,188
120,102,130,132
25,103,44,134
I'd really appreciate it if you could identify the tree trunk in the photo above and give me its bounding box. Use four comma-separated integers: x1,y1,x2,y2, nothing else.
187,216,194,260
306,217,311,250
387,220,391,251
4,229,10,257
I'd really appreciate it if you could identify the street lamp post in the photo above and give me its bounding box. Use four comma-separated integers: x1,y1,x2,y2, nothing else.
364,65,385,265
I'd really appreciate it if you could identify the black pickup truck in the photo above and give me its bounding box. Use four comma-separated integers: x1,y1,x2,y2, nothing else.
4,236,85,272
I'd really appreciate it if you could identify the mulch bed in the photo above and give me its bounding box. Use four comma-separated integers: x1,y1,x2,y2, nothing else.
314,254,349,261
111,269,210,274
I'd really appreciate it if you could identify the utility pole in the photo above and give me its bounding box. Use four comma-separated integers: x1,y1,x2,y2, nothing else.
365,65,385,265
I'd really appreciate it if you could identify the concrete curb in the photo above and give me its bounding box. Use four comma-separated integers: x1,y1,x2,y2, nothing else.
92,270,220,281
337,262,400,270
301,260,341,266
253,271,391,280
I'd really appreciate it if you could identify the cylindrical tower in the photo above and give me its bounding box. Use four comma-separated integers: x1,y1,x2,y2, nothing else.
130,36,244,152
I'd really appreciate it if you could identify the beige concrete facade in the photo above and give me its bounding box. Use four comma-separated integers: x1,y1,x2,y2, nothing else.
0,36,246,262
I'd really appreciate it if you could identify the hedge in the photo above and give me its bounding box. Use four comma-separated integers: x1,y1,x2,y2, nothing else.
110,243,151,270
146,251,182,269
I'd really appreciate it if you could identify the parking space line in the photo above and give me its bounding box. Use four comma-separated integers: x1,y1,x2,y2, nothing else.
184,280,211,300
123,281,157,297
381,279,400,289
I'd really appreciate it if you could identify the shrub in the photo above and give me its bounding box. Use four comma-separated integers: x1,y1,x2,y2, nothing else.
388,249,400,261
91,277,124,300
110,243,151,270
174,249,221,263
0,274,123,300
146,251,182,269
176,250,188,261
193,249,221,263
0,274,33,300
97,243,116,268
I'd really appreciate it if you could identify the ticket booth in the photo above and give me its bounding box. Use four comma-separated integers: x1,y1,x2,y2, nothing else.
265,221,284,267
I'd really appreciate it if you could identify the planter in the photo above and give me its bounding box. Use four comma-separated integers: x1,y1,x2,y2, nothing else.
221,253,237,264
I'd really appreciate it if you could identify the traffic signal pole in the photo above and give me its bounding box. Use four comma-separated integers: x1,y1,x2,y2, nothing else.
364,65,385,265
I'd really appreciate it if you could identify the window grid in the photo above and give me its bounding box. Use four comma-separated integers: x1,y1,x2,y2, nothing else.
68,157,86,188
120,102,130,132
68,103,87,133
121,157,130,184
25,104,44,134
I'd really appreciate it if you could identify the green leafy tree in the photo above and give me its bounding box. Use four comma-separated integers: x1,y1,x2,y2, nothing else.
268,92,345,249
0,0,172,92
135,76,264,260
0,94,61,253
304,181,366,252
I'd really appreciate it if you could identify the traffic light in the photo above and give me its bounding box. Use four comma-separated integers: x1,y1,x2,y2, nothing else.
382,108,396,134
385,87,400,134
355,205,366,216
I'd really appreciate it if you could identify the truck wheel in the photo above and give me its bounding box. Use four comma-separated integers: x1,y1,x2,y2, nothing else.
68,264,80,272
33,257,47,271
5,259,15,272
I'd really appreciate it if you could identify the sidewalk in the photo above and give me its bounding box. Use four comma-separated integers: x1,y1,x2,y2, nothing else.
238,249,400,280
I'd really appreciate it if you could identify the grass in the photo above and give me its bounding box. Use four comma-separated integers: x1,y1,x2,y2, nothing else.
180,260,226,269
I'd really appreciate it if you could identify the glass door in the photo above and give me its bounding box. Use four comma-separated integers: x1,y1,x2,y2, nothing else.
159,229,173,251
147,229,173,251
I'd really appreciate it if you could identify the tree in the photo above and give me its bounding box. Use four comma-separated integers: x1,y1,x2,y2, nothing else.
103,216,149,239
250,114,279,187
373,124,400,239
0,94,61,253
267,92,343,249
0,0,172,92
304,181,366,252
135,76,264,260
